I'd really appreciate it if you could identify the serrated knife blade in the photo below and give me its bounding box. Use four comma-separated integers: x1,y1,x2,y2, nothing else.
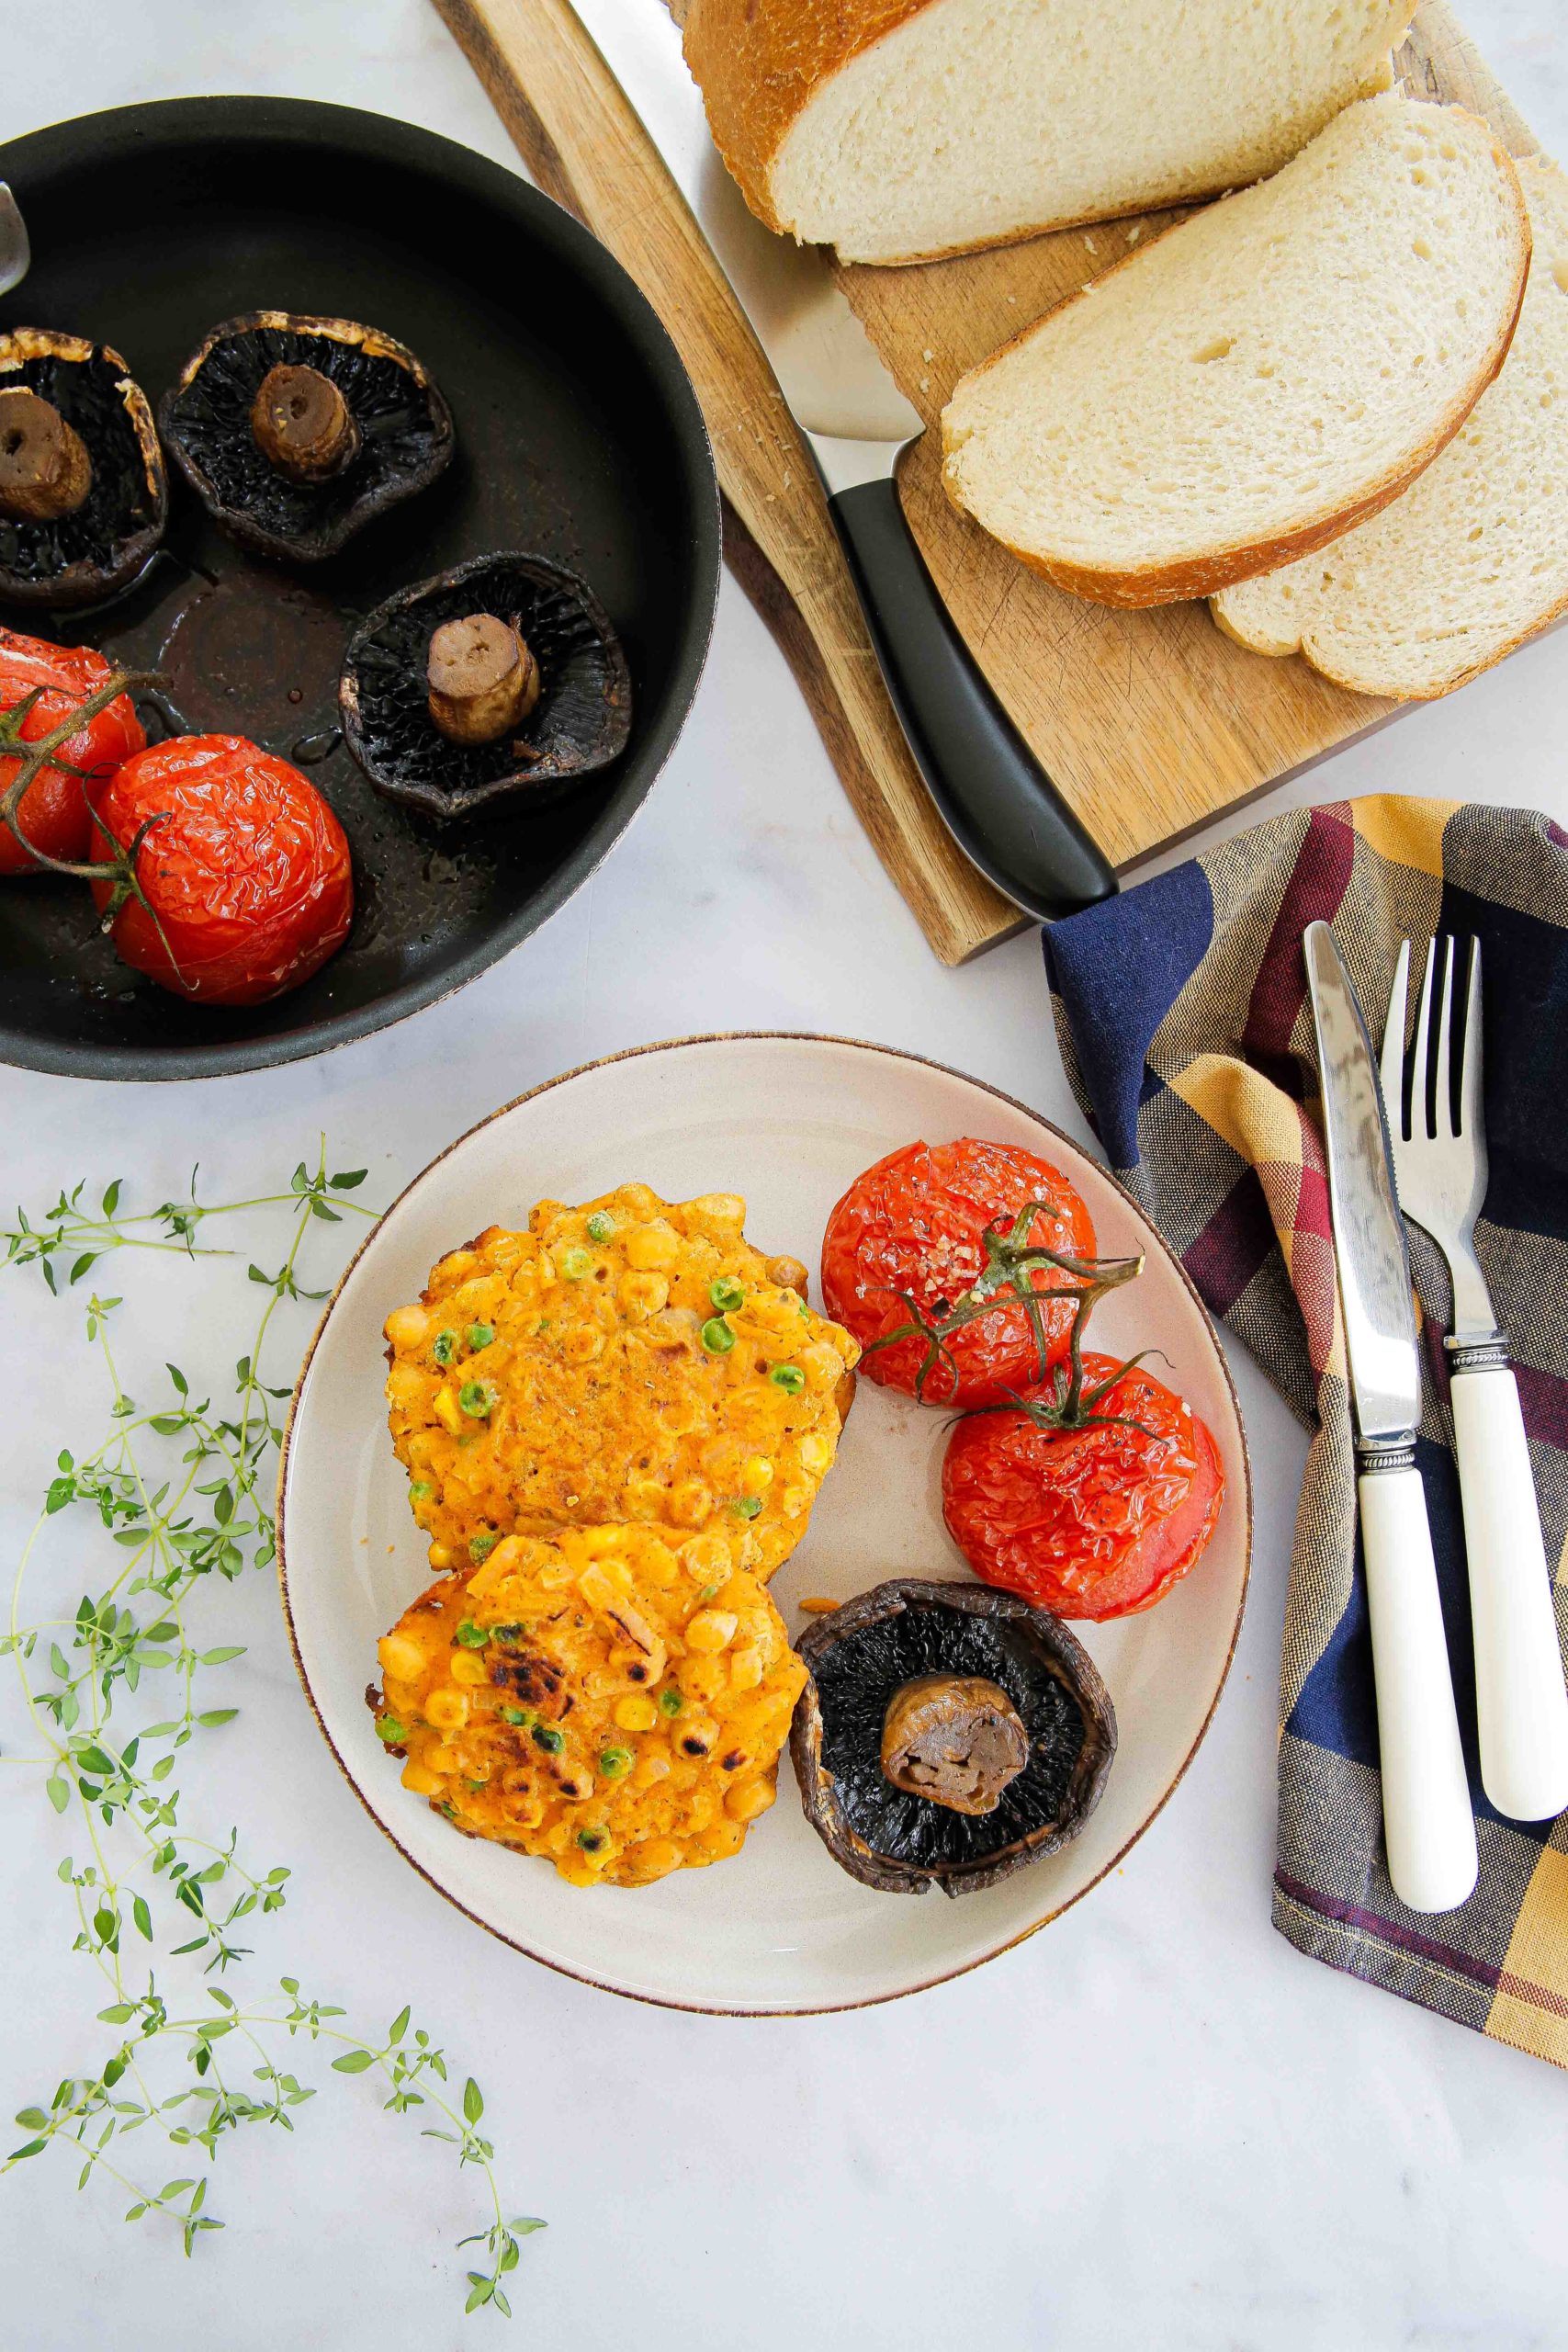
1305,921,1422,1447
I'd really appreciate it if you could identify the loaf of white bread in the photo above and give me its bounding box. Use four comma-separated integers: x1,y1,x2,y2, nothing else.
1210,157,1568,697
939,96,1530,608
681,0,1418,266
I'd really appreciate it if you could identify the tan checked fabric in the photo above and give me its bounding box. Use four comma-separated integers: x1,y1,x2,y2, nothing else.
1046,796,1568,2072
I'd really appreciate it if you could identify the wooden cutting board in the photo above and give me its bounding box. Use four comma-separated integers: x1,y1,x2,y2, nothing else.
433,0,1538,962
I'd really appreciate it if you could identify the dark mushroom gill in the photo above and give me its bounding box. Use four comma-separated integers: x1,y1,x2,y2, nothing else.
158,311,452,563
792,1579,1115,1896
0,332,165,607
339,550,632,819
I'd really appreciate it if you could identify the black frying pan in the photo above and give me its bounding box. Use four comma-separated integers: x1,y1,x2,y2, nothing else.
0,98,720,1080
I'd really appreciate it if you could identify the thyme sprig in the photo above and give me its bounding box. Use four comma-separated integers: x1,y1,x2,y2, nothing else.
1,1148,544,2315
862,1195,1145,1401
4,1155,362,1295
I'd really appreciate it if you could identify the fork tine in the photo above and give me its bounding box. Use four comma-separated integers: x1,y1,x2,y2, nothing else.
1381,940,1412,1140
1433,934,1459,1138
1412,937,1438,1140
1459,937,1483,1141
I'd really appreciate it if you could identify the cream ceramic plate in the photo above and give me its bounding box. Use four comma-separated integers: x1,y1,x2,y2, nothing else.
279,1035,1250,2013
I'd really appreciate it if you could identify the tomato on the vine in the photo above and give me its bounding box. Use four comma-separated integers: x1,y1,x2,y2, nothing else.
0,628,145,876
89,733,353,1006
819,1136,1098,1408
942,1352,1224,1621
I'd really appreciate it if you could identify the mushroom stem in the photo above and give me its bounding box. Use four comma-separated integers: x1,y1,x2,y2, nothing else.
880,1674,1030,1815
0,388,93,522
426,613,541,746
250,363,360,482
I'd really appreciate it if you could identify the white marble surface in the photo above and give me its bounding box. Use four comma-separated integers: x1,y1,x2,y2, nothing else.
3,5,1567,2346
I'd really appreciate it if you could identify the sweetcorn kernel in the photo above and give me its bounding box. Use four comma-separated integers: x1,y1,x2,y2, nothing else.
449,1650,490,1687
386,1362,429,1408
668,1479,713,1528
728,1645,764,1692
686,1610,739,1653
424,1687,470,1731
679,1657,727,1704
682,1193,745,1232
578,1525,630,1557
613,1183,661,1218
624,1221,681,1270
798,1433,834,1476
428,1543,454,1571
384,1305,430,1351
680,1532,733,1581
618,1272,670,1318
401,1761,445,1796
740,1455,773,1496
615,1694,658,1732
434,1387,464,1437
725,1777,776,1824
378,1632,426,1683
620,1477,669,1521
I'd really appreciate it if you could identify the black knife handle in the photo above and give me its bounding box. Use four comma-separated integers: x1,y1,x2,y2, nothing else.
828,475,1117,922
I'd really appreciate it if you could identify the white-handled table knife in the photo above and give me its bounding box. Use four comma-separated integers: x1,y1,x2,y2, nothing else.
1305,921,1478,1914
563,0,1116,923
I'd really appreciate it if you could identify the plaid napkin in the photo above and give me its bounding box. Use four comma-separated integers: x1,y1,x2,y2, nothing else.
1044,795,1568,2071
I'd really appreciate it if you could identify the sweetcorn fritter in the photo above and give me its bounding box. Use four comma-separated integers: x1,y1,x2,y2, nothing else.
370,1520,807,1886
383,1183,859,1584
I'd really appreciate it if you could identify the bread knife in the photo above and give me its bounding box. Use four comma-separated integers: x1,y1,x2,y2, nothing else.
564,0,1117,922
1304,922,1477,1913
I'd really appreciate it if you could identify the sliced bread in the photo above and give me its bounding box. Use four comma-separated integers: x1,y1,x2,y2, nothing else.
1212,157,1568,698
939,96,1531,608
682,0,1417,267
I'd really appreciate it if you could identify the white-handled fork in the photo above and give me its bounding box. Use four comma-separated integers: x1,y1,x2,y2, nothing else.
1382,937,1568,1821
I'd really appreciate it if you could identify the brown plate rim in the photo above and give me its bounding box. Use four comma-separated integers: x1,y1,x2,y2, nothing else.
276,1030,1254,2016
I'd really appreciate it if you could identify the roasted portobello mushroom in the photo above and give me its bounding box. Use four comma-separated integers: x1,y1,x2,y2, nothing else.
0,329,165,608
339,550,633,819
791,1578,1115,1895
158,311,453,563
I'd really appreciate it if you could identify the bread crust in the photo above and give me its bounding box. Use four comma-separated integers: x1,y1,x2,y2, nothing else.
1211,577,1568,701
682,0,936,240
682,0,1419,265
939,105,1531,609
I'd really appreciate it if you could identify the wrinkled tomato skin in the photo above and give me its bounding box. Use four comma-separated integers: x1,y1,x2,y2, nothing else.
90,734,353,1007
819,1136,1097,1408
0,628,145,876
942,1352,1224,1621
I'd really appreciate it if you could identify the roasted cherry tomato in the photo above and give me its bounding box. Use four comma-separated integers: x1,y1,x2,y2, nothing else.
819,1137,1098,1407
89,733,353,1006
0,628,145,876
942,1352,1225,1621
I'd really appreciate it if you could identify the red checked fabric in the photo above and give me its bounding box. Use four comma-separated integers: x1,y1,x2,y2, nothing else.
1045,795,1568,2073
